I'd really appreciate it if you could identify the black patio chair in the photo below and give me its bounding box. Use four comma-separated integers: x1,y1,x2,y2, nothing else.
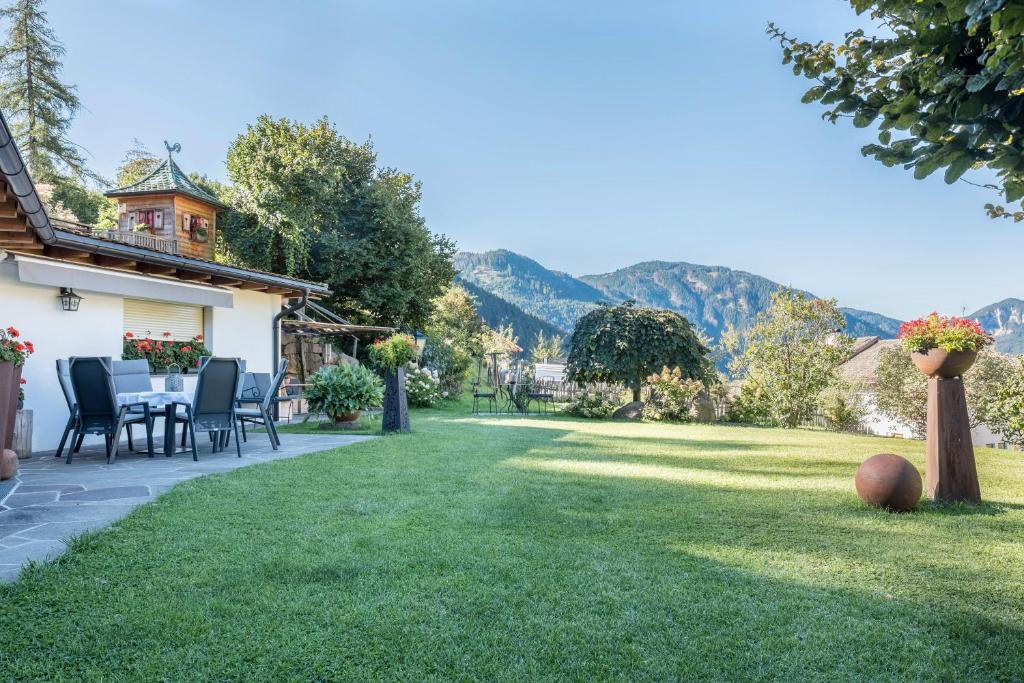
528,379,556,415
171,357,242,460
112,359,153,452
67,357,154,464
472,379,497,414
54,359,82,459
235,359,288,450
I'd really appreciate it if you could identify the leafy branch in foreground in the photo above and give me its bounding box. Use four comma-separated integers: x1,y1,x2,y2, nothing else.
768,1,1024,221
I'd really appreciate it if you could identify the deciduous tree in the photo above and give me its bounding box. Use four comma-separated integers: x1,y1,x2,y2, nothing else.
730,289,851,428
768,2,1024,220
223,115,456,328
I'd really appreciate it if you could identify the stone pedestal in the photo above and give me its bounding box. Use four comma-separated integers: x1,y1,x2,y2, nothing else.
382,368,410,434
926,377,980,503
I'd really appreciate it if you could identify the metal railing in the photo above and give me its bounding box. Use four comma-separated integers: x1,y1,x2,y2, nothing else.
50,218,181,255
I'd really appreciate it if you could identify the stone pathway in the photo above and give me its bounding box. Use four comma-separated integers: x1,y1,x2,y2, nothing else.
0,432,373,582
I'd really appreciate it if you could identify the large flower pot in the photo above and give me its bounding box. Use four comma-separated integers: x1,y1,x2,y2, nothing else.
333,411,362,424
911,348,977,378
0,361,22,451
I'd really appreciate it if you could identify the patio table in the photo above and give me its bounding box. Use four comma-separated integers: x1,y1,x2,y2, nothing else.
117,390,192,457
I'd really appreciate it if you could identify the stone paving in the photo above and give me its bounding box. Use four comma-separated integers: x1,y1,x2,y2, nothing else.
0,431,373,582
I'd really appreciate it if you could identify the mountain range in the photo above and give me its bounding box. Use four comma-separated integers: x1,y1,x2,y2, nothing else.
454,249,1022,355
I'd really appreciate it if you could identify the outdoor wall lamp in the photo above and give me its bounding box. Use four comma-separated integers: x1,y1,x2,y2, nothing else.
58,287,82,312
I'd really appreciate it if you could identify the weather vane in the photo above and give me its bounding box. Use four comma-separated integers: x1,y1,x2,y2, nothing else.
164,140,181,158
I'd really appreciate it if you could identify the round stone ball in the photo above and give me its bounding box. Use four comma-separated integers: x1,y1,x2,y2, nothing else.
855,453,922,512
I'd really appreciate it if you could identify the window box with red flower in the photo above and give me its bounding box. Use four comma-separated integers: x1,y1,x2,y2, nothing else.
122,332,209,373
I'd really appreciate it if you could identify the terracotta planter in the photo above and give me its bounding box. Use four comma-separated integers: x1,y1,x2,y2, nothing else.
0,361,22,451
333,411,362,424
911,348,977,379
0,448,16,480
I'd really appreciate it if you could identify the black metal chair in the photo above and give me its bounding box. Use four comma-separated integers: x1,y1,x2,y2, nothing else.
235,359,288,450
67,357,154,464
472,379,497,414
54,359,82,459
528,379,555,415
172,357,243,460
112,359,153,452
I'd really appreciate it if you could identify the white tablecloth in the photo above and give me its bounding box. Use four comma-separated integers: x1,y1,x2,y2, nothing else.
116,391,191,410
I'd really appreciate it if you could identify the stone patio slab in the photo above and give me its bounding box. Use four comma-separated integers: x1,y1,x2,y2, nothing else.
0,432,373,582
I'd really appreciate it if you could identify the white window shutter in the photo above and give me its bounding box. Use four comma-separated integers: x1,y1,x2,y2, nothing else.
124,299,204,342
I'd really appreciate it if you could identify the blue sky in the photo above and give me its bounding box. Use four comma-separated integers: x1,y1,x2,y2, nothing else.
49,0,1024,320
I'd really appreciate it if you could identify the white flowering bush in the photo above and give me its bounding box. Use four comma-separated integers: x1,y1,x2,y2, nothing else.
404,365,445,407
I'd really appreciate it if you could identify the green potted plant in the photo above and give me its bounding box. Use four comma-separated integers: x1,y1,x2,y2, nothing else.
304,363,384,424
0,326,34,479
899,313,992,378
369,334,417,433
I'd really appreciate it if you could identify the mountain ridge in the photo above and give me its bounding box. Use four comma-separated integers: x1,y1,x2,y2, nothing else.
454,249,905,343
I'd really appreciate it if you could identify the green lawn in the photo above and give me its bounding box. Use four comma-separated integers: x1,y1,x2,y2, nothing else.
2,405,1023,681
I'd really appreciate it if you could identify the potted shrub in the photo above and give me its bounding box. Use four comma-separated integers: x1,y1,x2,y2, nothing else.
899,313,992,378
304,363,383,424
0,326,34,479
369,334,417,433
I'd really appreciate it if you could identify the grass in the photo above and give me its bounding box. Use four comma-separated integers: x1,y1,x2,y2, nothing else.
1,404,1023,681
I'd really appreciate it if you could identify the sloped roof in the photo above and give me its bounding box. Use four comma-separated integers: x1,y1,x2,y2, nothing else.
105,156,229,209
839,337,902,386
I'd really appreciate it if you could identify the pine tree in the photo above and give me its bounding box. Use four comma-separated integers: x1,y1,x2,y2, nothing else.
0,0,87,179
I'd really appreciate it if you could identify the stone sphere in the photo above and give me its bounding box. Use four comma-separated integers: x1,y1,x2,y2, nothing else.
855,453,922,512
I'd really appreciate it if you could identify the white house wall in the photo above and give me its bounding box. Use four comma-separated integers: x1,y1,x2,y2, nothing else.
0,259,283,453
206,288,281,374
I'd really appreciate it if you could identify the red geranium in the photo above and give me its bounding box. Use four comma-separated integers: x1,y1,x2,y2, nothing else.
899,312,991,353
0,325,32,365
163,331,172,338
124,332,134,339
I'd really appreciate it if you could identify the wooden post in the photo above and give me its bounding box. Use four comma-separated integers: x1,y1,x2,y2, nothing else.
926,377,981,503
13,409,32,459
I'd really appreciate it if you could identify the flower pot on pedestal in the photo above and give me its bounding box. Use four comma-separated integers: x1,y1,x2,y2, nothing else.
382,368,410,434
912,351,980,504
910,348,977,379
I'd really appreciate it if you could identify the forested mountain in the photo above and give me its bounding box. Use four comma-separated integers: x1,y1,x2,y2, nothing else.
453,250,607,331
455,277,567,353
455,250,904,342
969,299,1024,354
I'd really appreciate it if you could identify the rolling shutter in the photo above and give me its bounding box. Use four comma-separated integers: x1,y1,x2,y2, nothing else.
124,299,204,342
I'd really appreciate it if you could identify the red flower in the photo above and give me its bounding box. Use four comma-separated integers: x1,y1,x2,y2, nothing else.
181,345,192,352
19,378,26,385
6,326,19,337
194,359,201,367
124,332,134,339
14,342,25,352
24,341,34,354
162,331,172,338
195,335,204,342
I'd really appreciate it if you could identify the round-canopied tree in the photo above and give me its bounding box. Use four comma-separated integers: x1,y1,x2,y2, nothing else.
566,302,712,402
